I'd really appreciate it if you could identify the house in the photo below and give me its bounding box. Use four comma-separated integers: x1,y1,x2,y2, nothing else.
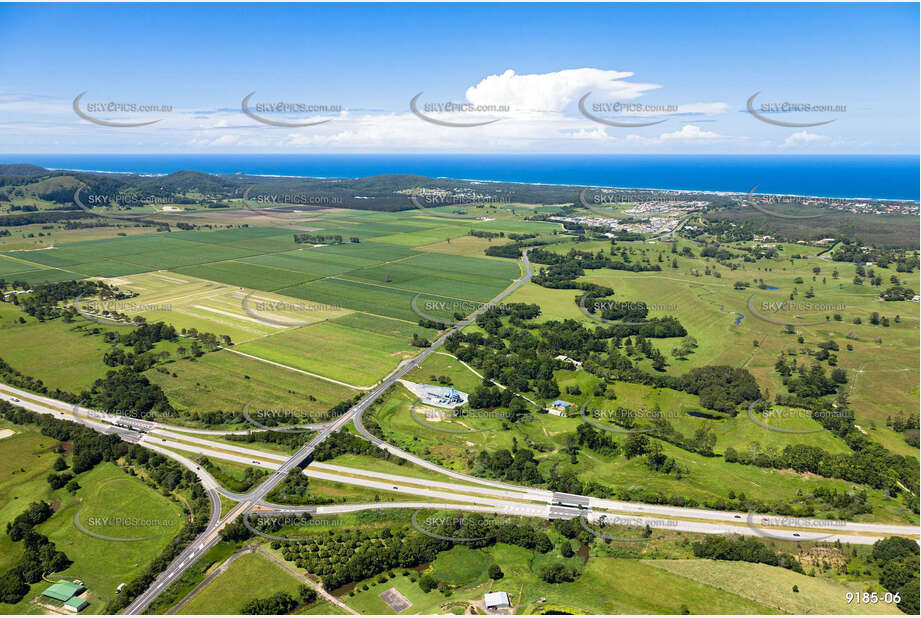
554,355,582,368
548,400,573,417
484,591,511,610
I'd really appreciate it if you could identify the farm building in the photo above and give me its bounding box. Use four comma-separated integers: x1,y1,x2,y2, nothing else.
548,400,573,416
484,591,511,610
41,581,88,612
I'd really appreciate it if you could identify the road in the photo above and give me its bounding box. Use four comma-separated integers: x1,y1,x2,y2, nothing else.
264,462,919,545
2,246,918,613
122,248,535,613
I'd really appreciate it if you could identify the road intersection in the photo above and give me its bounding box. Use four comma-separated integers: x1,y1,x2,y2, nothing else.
1,249,918,614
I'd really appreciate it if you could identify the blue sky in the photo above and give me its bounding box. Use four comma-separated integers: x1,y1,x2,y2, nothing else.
0,2,917,154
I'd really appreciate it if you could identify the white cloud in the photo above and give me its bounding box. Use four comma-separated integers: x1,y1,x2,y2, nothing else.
465,68,660,112
781,130,831,148
659,124,725,141
626,124,733,146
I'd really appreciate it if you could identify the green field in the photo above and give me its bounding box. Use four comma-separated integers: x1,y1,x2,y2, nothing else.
646,559,899,615
343,542,778,615
177,551,304,615
1,461,185,614
235,320,421,386
0,316,117,393
144,348,357,422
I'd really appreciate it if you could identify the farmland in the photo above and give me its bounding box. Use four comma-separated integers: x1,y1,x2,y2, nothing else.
0,168,918,617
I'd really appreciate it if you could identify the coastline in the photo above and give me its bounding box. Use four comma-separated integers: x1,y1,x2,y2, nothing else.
37,165,920,205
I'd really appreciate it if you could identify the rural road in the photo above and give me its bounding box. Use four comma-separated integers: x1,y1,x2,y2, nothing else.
1,247,917,614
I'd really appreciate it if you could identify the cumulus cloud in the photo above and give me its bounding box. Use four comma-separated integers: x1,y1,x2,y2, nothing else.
465,68,660,111
0,71,736,153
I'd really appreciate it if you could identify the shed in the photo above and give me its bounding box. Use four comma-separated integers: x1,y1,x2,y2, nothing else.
42,582,84,602
484,591,511,610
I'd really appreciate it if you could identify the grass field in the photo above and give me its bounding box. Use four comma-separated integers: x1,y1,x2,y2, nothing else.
646,559,899,615
0,316,115,393
177,551,304,615
144,348,357,422
428,546,490,587
92,271,353,344
0,461,185,614
235,320,421,386
278,277,469,323
343,542,778,615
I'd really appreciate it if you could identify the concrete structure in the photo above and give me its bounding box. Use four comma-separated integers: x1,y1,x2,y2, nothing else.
484,591,511,610
400,380,468,409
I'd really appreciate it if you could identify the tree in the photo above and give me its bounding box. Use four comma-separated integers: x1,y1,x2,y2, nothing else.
0,571,29,604
897,578,919,615
298,585,317,604
488,564,504,580
418,574,437,593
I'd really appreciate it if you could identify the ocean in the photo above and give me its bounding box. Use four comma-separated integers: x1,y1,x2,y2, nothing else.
8,154,919,201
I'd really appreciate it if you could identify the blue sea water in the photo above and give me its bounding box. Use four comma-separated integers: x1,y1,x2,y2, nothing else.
7,154,919,201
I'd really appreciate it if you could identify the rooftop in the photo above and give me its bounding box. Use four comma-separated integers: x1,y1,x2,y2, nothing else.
484,591,510,607
42,582,85,602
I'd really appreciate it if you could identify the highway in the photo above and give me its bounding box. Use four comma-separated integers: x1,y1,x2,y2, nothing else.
122,248,536,613
2,247,918,614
